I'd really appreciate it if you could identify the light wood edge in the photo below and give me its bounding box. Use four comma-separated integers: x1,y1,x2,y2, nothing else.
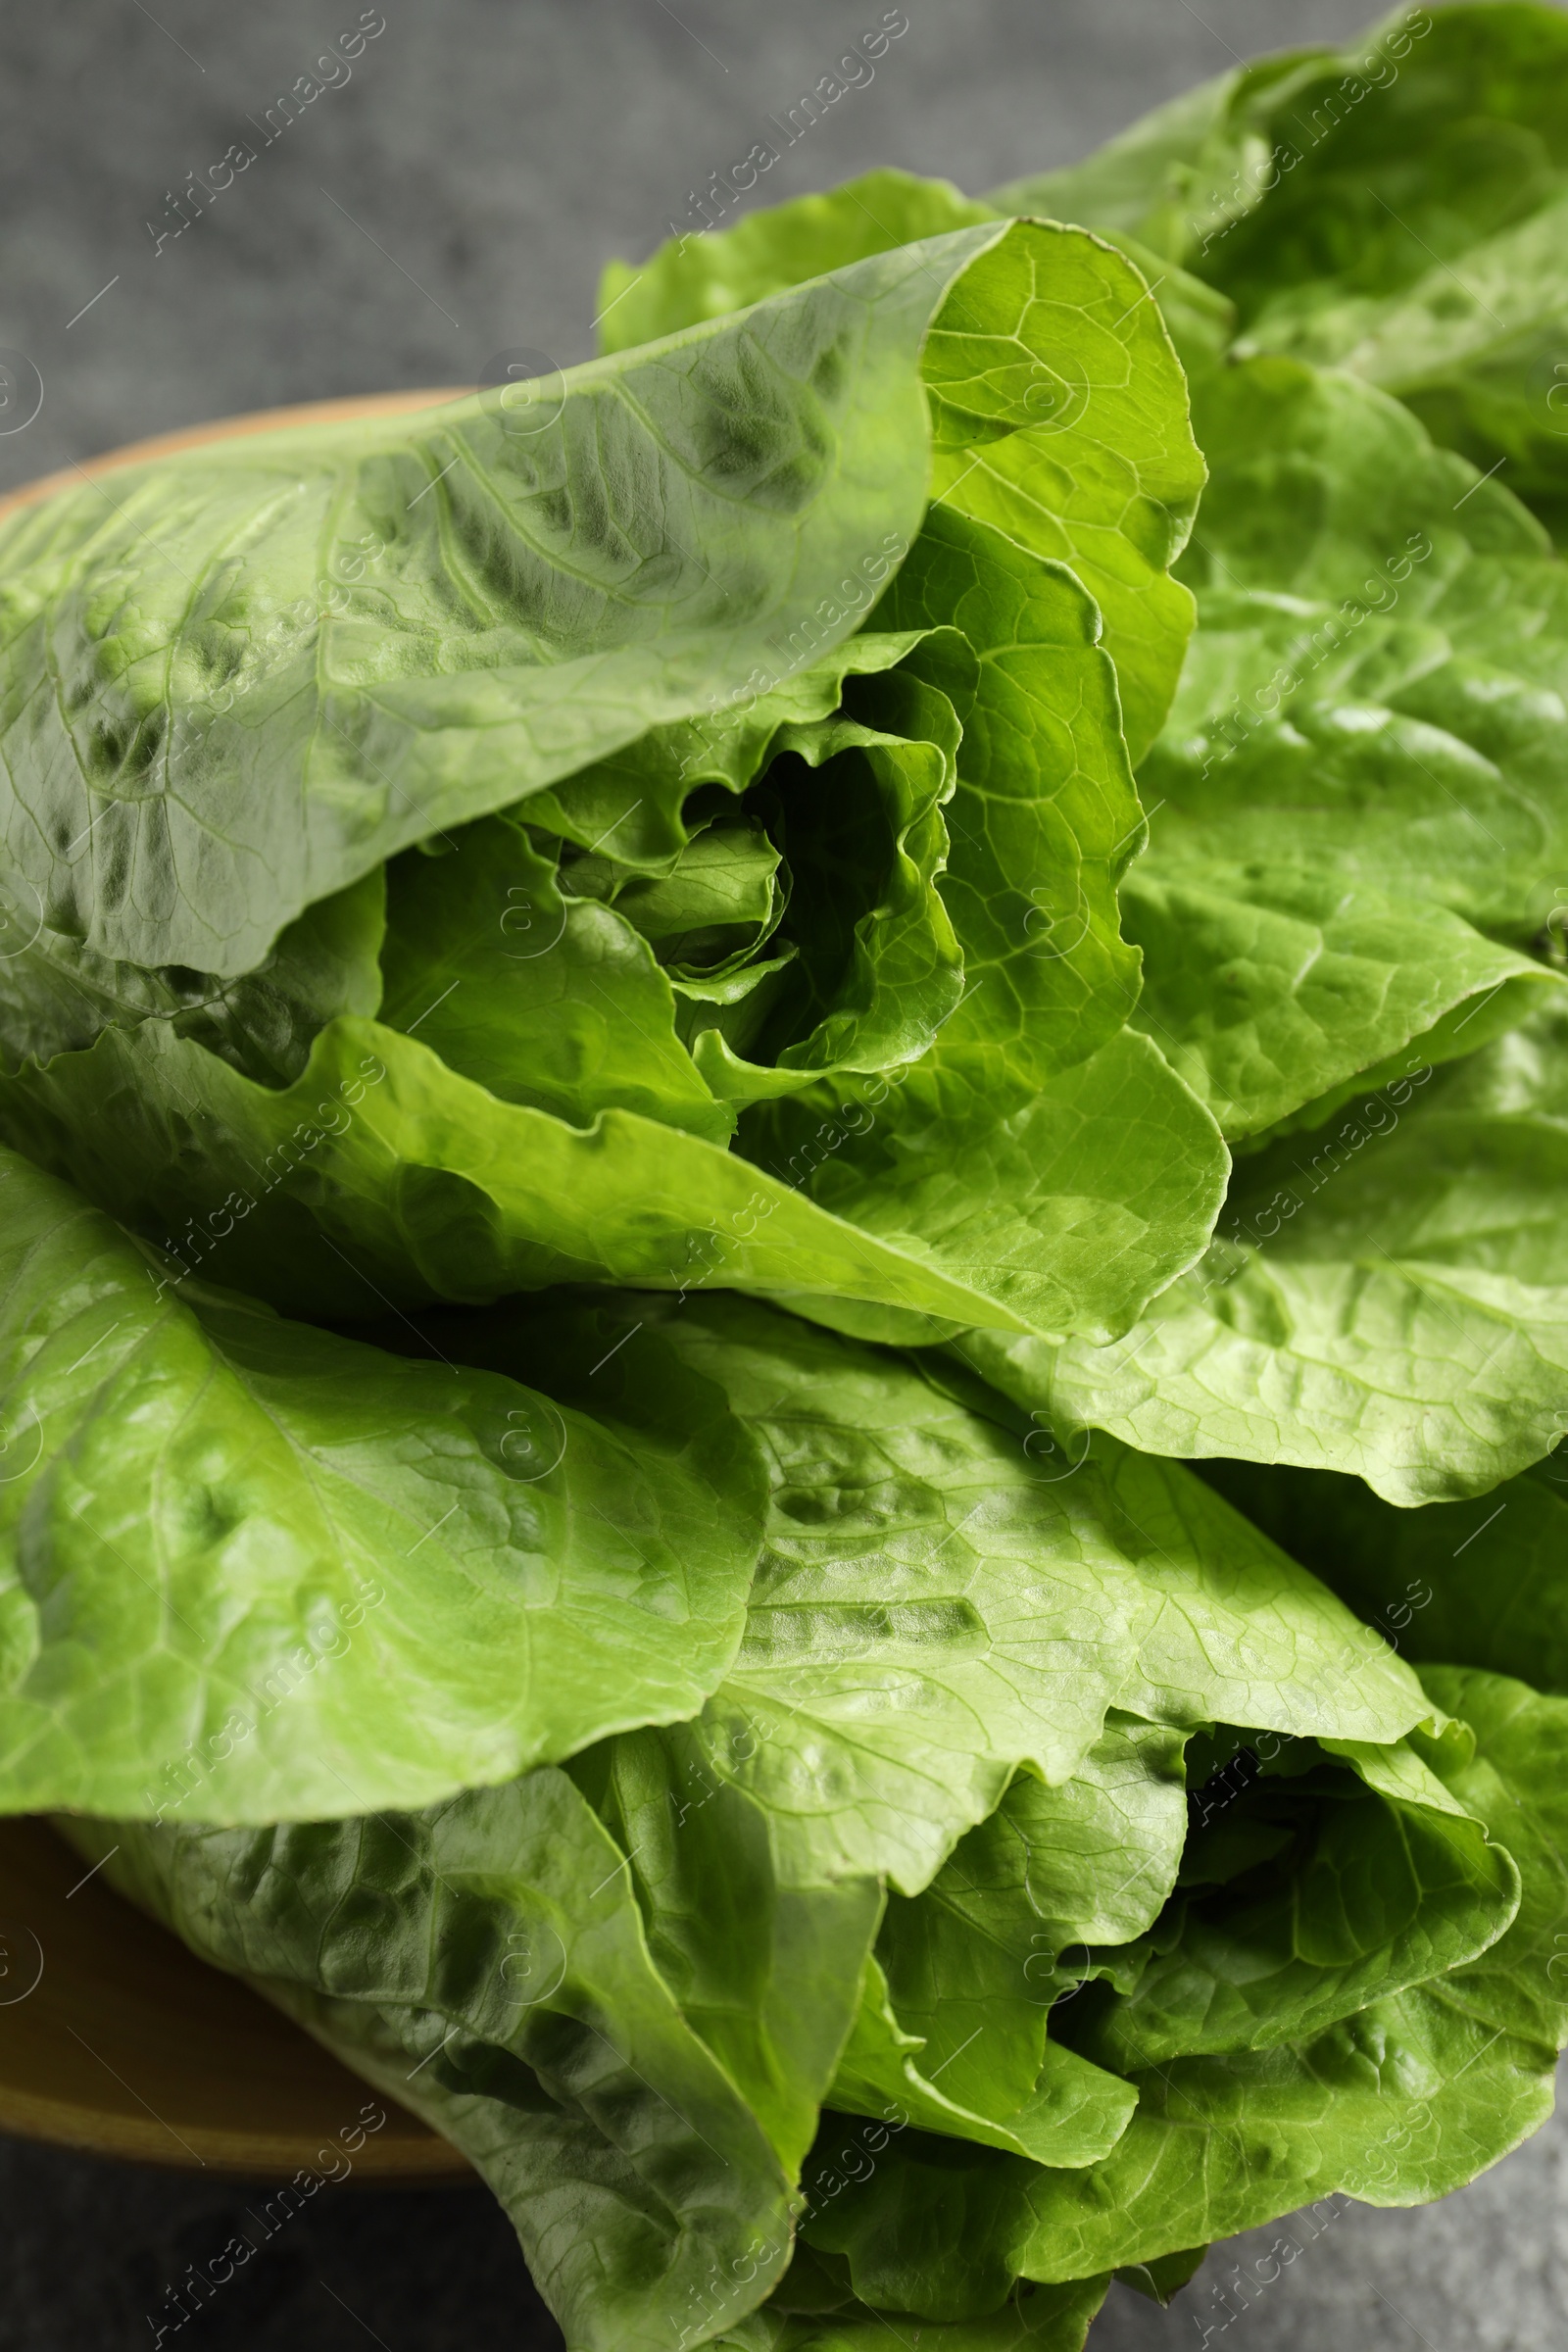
0,387,469,524
0,2078,474,2182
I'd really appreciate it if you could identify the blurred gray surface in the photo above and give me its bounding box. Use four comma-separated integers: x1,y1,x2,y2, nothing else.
2,0,1385,488
1,0,1565,2344
1,2091,1565,2349
1094,2096,1568,2351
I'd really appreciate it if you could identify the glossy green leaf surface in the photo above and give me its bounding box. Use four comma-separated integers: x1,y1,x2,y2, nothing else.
794,1663,1562,2306
20,30,1568,2341
598,172,1206,764
0,216,1225,1348
964,1004,1568,1503
0,1148,767,1822
0,1009,1219,1338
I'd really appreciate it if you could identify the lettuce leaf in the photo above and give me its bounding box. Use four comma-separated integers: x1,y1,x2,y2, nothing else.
963,1000,1568,1504
1200,5,1568,536
0,1009,1223,1340
1129,353,1568,1145
0,1147,769,1822
1203,1451,1568,1695
1124,858,1559,1145
831,1715,1189,2163
991,4,1568,537
43,1287,1463,2346
0,226,1014,978
1059,1737,1518,2068
1145,356,1564,944
825,1951,1136,2172
940,299,1568,1494
617,1296,1435,1892
2,1232,1437,1842
60,1779,797,2352
18,41,1568,2340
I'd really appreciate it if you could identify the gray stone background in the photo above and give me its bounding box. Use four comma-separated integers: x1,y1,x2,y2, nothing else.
1,0,1566,2343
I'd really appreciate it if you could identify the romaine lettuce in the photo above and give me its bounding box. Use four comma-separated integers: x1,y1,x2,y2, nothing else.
6,12,1568,2346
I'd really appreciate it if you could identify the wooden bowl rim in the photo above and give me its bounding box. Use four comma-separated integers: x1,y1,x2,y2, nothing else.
0,1816,472,2181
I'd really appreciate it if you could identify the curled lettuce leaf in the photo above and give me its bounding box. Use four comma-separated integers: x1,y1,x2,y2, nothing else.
1011,1663,1568,2284
0,228,1011,978
825,1949,1136,2173
0,1009,1222,1340
1058,1736,1518,2069
598,170,1206,765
